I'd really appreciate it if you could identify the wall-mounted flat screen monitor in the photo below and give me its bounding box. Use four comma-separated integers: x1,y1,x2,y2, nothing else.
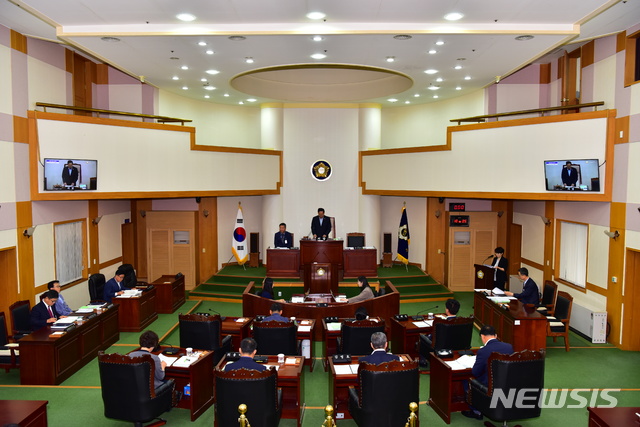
544,159,600,192
43,158,98,191
347,235,365,248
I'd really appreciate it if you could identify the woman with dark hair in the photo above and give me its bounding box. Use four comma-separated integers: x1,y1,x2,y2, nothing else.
490,247,508,291
259,277,274,299
348,276,375,303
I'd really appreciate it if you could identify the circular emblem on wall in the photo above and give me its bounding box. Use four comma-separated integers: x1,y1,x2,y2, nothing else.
311,160,332,181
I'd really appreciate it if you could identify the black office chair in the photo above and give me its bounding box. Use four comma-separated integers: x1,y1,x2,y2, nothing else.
98,351,175,427
536,280,558,316
178,313,232,366
419,316,474,366
338,319,385,355
546,291,573,352
348,359,419,426
88,273,106,302
214,367,282,427
469,350,545,427
0,312,19,373
9,300,31,340
253,320,299,355
120,264,143,288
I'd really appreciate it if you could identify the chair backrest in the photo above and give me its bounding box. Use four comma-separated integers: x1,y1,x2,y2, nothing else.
215,368,279,427
541,280,558,308
341,320,385,355
553,291,573,322
179,313,222,350
119,264,138,288
9,300,31,336
253,320,297,355
356,360,420,425
432,316,474,351
0,312,9,346
88,273,106,301
488,350,546,419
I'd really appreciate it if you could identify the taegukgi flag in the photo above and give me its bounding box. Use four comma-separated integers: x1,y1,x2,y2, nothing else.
397,206,410,264
232,203,248,265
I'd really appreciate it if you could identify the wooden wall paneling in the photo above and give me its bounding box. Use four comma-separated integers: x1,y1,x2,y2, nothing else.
88,200,99,275
197,197,218,285
615,116,630,144
622,249,640,351
0,247,19,320
509,223,522,289
492,200,511,253
121,222,135,265
133,199,152,279
607,202,626,347
544,201,555,282
15,201,35,303
426,197,446,284
624,30,640,87
10,30,27,53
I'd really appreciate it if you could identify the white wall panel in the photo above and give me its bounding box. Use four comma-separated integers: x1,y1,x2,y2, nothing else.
513,212,545,265
108,85,142,119
587,224,609,289
217,196,263,270
98,212,129,263
27,57,67,108
0,141,16,202
32,223,55,287
593,55,617,110
627,142,640,204
0,46,12,115
496,84,540,113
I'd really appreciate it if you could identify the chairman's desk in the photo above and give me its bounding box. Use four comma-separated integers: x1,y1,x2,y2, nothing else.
473,291,547,352
242,281,400,340
0,400,48,427
112,287,158,332
19,306,120,385
216,355,305,427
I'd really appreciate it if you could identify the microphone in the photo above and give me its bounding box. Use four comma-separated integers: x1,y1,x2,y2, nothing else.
158,341,180,355
208,308,226,321
413,305,439,321
483,254,494,262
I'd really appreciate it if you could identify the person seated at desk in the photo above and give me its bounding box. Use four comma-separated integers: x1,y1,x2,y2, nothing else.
462,325,514,420
505,267,540,305
274,222,293,248
224,338,266,372
263,302,290,322
444,298,460,319
311,207,331,240
490,247,508,291
348,276,375,303
129,330,166,390
258,277,275,299
30,290,65,330
355,306,369,321
47,280,73,316
359,332,400,365
103,268,130,303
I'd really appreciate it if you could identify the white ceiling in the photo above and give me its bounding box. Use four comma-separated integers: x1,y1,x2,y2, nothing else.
1,0,638,107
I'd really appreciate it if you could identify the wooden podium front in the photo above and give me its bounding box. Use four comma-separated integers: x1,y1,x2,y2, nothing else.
266,248,301,277
300,239,343,293
474,264,495,289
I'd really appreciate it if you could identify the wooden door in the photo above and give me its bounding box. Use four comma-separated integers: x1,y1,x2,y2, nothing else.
622,249,640,350
0,247,18,319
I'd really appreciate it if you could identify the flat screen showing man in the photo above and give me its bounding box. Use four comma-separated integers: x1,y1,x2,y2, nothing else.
43,158,98,191
544,159,600,191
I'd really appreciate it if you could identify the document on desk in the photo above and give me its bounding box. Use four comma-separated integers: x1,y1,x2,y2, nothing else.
158,354,177,367
235,318,247,323
264,365,280,371
327,322,341,331
75,306,95,313
412,321,432,328
0,349,18,356
334,364,359,375
445,355,477,370
488,296,512,303
172,356,197,368
55,316,83,324
297,325,312,332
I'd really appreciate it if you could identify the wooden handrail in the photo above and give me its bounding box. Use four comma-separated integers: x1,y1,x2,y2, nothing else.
450,101,605,124
35,102,192,125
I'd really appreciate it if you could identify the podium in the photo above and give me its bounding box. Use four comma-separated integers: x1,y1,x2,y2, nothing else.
300,239,343,293
474,264,495,289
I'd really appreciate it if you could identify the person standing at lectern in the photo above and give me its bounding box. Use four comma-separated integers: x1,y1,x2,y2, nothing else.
274,222,293,248
561,161,579,187
61,160,78,187
490,247,508,291
348,276,375,303
311,208,331,240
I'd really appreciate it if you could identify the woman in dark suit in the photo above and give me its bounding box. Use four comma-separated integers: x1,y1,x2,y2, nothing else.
491,247,508,290
259,277,274,299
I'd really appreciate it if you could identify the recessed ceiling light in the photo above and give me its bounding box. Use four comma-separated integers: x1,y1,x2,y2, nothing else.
239,101,244,105
198,41,207,46
312,35,323,42
393,35,412,40
405,101,410,104
181,65,189,70
464,76,471,80
245,57,254,64
456,86,462,90
435,41,445,46
388,98,398,102
204,95,210,99
101,36,120,43
176,13,196,22
428,85,440,90
228,36,246,41
424,69,438,74
200,78,207,82
306,11,326,20
433,95,439,98
444,12,463,21
428,50,437,54
170,57,179,60
223,93,230,97
172,76,179,80
386,56,395,62
515,35,535,41
182,86,188,90
247,98,257,102
204,86,215,91
206,69,220,75
311,53,327,59
436,77,443,82
206,50,214,55
414,94,420,97
454,65,463,70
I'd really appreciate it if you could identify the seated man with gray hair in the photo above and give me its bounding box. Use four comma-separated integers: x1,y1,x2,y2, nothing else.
359,332,400,365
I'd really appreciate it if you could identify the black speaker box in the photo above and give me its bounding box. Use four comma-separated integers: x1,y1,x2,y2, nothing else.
250,232,259,253
383,233,392,253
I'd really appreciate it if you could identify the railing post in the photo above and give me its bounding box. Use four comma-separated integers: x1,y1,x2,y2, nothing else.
322,404,336,426
404,401,418,427
238,403,251,427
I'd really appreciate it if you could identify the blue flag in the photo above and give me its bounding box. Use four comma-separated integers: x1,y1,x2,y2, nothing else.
397,206,410,264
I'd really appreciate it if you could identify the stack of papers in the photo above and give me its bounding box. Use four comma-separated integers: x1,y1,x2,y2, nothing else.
173,356,197,368
76,306,95,313
297,325,312,332
412,320,433,328
492,287,506,295
158,354,177,366
118,289,142,298
235,318,246,323
56,316,83,323
285,357,298,365
488,297,512,303
334,364,359,375
474,289,490,292
445,355,477,371
326,322,341,331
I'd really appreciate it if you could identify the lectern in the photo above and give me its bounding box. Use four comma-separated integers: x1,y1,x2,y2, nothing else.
474,264,495,289
300,239,343,293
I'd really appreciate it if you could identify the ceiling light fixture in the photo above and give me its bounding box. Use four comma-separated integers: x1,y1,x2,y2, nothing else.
239,101,244,105
206,69,220,75
386,56,395,62
306,11,326,20
204,86,215,91
181,65,189,70
393,35,412,40
435,41,445,46
182,86,188,90
464,76,471,80
176,13,196,22
312,35,323,42
456,86,462,90
198,41,207,46
428,85,440,90
228,36,246,41
414,94,420,97
388,98,398,102
428,50,437,54
433,95,439,98
436,77,443,82
200,78,207,82
101,36,120,43
454,65,463,70
311,53,327,59
405,101,410,104
424,69,438,74
444,12,464,21
206,50,214,55
245,57,254,64
247,98,257,102
515,35,535,41
223,93,230,97
204,95,210,99
172,76,179,80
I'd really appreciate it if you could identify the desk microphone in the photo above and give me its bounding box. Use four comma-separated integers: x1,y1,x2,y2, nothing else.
159,342,180,355
483,254,494,262
208,308,226,321
413,305,439,321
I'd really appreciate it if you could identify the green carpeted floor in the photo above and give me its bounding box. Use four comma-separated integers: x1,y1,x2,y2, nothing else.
1,294,638,426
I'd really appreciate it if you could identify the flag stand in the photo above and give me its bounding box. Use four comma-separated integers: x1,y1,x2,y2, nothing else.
393,255,409,272
226,254,247,270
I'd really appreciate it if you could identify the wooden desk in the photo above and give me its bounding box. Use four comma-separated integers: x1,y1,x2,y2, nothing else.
149,275,185,314
162,347,214,421
474,291,547,352
328,354,411,420
343,248,377,278
0,400,48,427
221,316,253,351
428,351,476,424
390,317,433,360
113,288,158,332
19,307,120,385
217,355,305,427
266,248,301,277
588,407,640,427
321,317,384,371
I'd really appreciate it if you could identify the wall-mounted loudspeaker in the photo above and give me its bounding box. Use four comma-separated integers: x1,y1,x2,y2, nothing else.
383,233,392,253
250,232,259,253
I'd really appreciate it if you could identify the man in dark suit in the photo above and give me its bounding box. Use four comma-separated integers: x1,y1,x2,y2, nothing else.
462,325,514,420
30,290,63,330
225,338,266,372
61,160,79,186
103,269,130,303
274,222,293,248
506,267,540,305
359,332,400,365
490,247,508,290
311,208,331,240
561,161,579,187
